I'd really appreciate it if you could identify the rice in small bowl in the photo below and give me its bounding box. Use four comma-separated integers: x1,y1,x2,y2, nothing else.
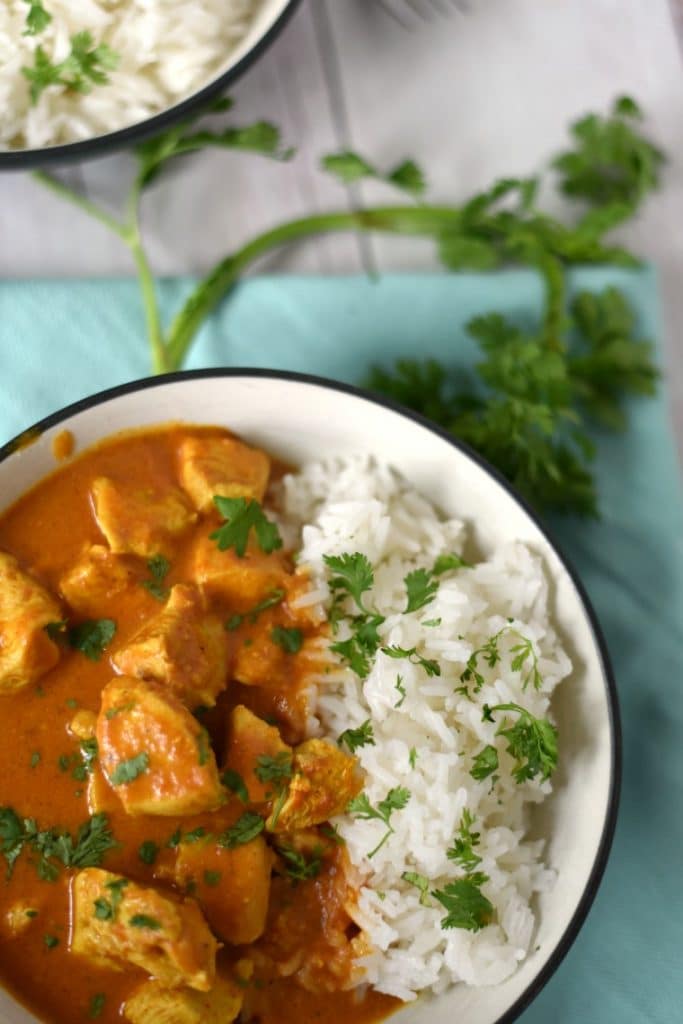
0,370,620,1024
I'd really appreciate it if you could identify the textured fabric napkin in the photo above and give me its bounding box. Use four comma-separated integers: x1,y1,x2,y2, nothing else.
0,268,681,1022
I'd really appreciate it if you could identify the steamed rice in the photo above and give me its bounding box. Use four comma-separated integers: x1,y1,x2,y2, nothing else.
280,456,571,1000
1,0,262,149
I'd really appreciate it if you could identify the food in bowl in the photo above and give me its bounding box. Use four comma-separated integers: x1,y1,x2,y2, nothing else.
0,421,570,1023
1,0,271,150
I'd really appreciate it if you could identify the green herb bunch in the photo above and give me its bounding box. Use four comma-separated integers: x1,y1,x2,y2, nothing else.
34,95,663,516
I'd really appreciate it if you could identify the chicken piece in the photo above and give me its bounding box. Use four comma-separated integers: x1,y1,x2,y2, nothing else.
175,833,272,945
4,901,40,937
71,868,217,991
224,705,292,804
191,534,287,613
178,435,270,514
232,623,288,688
97,677,223,816
268,740,362,834
60,544,137,615
112,585,229,708
124,968,250,1024
87,764,120,815
0,551,62,694
68,708,97,741
91,477,196,559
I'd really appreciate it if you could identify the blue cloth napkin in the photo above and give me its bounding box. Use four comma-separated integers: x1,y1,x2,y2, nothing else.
1,268,681,1021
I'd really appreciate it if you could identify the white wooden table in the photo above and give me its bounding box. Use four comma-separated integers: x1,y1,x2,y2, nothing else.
2,0,683,460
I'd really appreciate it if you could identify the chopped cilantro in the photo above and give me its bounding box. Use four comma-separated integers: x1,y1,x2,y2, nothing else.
22,31,119,105
338,720,375,753
381,645,441,677
23,0,52,36
460,626,542,696
30,751,41,769
319,823,345,845
166,828,182,849
483,703,558,782
470,744,499,782
88,993,106,1019
408,747,418,768
221,769,249,802
347,787,411,858
432,873,494,932
432,553,472,575
25,909,38,919
93,877,128,922
218,812,265,849
403,568,439,613
65,698,79,709
138,840,159,866
43,934,59,949
402,870,432,906
141,555,171,601
68,619,117,662
323,552,374,612
210,496,282,557
447,809,482,871
195,728,211,767
276,844,323,884
226,589,286,630
105,702,135,720
394,674,407,708
203,870,222,887
422,617,442,627
109,752,150,786
254,752,293,785
182,827,207,844
271,626,303,654
129,914,161,930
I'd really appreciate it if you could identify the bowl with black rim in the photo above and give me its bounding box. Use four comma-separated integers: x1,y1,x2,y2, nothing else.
0,369,620,1024
0,0,301,171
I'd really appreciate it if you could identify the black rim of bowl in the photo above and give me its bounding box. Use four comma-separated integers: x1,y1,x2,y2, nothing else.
0,0,302,171
0,367,622,1024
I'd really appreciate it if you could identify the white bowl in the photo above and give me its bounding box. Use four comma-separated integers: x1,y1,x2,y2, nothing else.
0,370,620,1024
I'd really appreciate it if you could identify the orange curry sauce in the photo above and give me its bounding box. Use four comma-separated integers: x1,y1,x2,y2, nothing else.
0,425,397,1024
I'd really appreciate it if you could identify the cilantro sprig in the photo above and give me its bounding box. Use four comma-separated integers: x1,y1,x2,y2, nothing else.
0,809,117,881
347,787,411,858
46,618,116,661
141,555,171,601
432,872,495,932
276,844,324,884
447,809,482,871
23,31,119,104
210,496,282,557
459,625,542,696
23,0,52,36
381,645,441,677
218,812,265,849
483,702,558,783
338,719,375,753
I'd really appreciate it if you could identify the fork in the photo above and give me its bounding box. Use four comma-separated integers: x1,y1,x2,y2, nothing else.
376,0,470,29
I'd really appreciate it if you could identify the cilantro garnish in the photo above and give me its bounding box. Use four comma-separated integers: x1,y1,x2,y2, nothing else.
141,555,171,601
403,568,439,613
129,914,161,930
402,870,432,906
483,703,558,782
394,674,407,708
218,812,265,849
109,752,150,786
93,877,128,921
203,870,221,887
68,619,116,662
105,702,135,720
432,873,495,932
210,496,282,557
271,626,303,654
221,769,249,802
254,753,293,785
30,751,41,769
322,152,425,199
338,719,375,753
381,645,441,677
23,0,52,37
43,934,59,949
138,840,159,866
470,744,499,782
88,994,106,1020
432,553,472,574
0,809,117,880
23,31,119,105
347,787,411,858
195,728,211,767
408,747,418,768
276,844,323,885
225,589,285,631
447,809,482,871
323,552,375,612
459,626,542,696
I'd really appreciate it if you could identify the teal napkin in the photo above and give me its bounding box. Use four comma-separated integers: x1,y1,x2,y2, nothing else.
1,268,681,1022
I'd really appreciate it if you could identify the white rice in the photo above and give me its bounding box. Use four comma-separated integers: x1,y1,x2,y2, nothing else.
1,0,262,149
280,456,572,1000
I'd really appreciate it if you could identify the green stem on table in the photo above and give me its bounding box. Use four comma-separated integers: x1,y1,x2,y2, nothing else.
165,205,462,371
32,171,130,241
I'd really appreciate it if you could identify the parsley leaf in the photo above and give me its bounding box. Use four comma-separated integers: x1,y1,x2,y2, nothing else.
381,645,441,677
23,32,119,105
338,720,375,753
221,769,249,803
347,787,411,858
23,0,52,36
141,555,171,601
218,812,265,849
276,844,323,884
483,703,558,782
403,568,439,613
210,496,282,557
470,744,499,782
432,873,495,932
402,870,432,906
447,809,482,871
271,626,303,654
109,752,150,786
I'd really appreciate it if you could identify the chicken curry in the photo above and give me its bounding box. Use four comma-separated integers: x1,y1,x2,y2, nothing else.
0,425,398,1024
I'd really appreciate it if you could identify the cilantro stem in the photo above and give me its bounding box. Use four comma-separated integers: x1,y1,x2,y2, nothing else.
32,171,129,241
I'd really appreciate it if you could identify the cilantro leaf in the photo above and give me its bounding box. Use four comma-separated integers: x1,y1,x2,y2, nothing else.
322,151,426,198
402,870,432,906
432,553,472,574
470,744,499,782
323,552,374,612
109,752,150,786
0,809,117,879
347,787,410,858
271,626,303,654
88,994,106,1019
23,0,52,36
403,568,439,613
129,914,161,930
138,840,159,866
447,809,482,871
381,645,441,677
68,619,116,661
203,870,221,887
433,873,495,931
338,720,375,753
211,496,282,557
221,769,249,803
23,32,119,105
218,812,265,849
459,626,542,696
276,844,323,884
394,674,407,708
484,703,558,782
226,588,285,630
141,555,171,601
254,752,293,786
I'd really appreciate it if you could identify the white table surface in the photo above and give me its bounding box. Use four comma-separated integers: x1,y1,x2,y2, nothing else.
2,0,683,461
